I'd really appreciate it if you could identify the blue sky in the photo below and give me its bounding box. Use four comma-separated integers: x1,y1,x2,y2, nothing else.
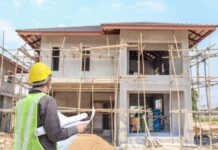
0,0,218,108
0,0,218,47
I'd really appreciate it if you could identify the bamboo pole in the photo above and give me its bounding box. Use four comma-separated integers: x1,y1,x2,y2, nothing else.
77,43,83,114
113,39,121,149
172,30,180,58
4,46,218,53
61,36,66,77
0,47,5,92
207,42,213,150
2,107,218,114
91,80,94,134
1,35,218,150
169,45,183,149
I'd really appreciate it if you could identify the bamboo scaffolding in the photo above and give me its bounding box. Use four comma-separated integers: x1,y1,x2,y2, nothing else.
61,37,66,77
169,46,183,148
206,42,213,150
4,46,218,53
139,33,155,148
91,80,94,134
113,39,120,149
2,107,218,114
0,36,218,150
196,50,202,147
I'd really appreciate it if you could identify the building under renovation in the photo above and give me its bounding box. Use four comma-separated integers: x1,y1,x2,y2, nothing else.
12,22,218,148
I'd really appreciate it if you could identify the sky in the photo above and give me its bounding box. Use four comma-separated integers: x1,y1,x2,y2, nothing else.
0,0,218,108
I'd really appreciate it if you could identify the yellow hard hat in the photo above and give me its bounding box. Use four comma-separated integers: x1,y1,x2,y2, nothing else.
29,62,52,83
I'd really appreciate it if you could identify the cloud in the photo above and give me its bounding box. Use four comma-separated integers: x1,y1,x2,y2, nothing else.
134,0,166,12
31,0,47,7
80,6,90,12
13,0,21,9
31,0,56,11
0,1,9,6
0,19,23,47
58,24,65,27
64,15,73,19
111,2,123,9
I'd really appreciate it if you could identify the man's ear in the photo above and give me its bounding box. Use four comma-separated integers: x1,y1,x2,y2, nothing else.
47,78,51,86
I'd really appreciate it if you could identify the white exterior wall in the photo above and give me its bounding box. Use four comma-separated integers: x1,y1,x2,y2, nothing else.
0,60,16,97
41,35,119,78
0,61,15,132
117,29,193,145
39,29,193,145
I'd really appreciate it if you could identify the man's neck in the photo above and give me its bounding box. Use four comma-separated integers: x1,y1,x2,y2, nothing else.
33,86,48,94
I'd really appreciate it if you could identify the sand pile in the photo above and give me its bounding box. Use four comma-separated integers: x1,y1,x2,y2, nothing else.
67,134,115,150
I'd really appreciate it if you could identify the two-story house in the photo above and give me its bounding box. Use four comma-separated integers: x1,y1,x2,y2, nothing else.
16,22,217,146
0,54,28,132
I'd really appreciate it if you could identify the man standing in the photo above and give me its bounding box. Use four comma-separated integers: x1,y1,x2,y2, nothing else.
14,62,87,150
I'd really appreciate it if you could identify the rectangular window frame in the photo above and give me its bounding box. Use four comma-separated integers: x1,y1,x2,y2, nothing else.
52,47,60,71
81,50,90,71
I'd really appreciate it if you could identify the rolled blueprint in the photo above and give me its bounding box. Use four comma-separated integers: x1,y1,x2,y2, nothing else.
35,107,95,137
34,112,88,136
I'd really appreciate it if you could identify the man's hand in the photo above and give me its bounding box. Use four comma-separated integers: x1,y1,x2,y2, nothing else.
76,124,87,133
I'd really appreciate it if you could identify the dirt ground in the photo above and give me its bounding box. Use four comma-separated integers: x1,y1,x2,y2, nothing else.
1,132,218,150
0,132,13,150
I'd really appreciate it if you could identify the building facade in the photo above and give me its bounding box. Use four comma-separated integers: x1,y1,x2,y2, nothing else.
17,22,217,145
0,54,27,132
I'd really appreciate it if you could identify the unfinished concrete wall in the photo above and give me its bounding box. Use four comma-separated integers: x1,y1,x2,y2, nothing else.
0,95,12,132
117,29,192,145
121,30,188,75
41,35,119,78
39,29,193,145
118,77,190,144
54,91,114,132
0,60,16,97
0,60,15,132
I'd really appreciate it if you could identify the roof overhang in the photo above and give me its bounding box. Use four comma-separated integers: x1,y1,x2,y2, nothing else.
102,24,217,30
17,32,103,49
16,22,217,50
0,54,28,73
101,24,217,48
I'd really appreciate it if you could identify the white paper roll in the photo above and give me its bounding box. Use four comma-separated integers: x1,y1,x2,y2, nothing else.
34,112,88,136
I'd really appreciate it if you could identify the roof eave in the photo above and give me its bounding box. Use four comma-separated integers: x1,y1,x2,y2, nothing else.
0,55,29,73
101,25,217,30
16,31,103,36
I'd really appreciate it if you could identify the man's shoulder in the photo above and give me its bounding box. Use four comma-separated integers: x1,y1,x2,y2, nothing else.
39,94,56,106
42,94,54,100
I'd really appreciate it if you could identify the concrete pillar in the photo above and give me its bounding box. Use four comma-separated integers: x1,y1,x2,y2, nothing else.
118,82,128,145
183,87,194,144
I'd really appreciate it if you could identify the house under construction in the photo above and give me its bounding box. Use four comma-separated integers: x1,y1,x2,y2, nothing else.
0,22,218,149
0,53,28,132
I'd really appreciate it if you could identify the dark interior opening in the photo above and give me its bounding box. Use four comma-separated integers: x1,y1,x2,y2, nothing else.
129,93,166,133
82,50,90,71
52,47,60,71
129,50,169,75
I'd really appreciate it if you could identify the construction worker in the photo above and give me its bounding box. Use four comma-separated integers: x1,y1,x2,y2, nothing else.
14,62,87,150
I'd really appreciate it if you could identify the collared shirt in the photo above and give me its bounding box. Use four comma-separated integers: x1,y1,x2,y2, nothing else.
29,88,78,150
